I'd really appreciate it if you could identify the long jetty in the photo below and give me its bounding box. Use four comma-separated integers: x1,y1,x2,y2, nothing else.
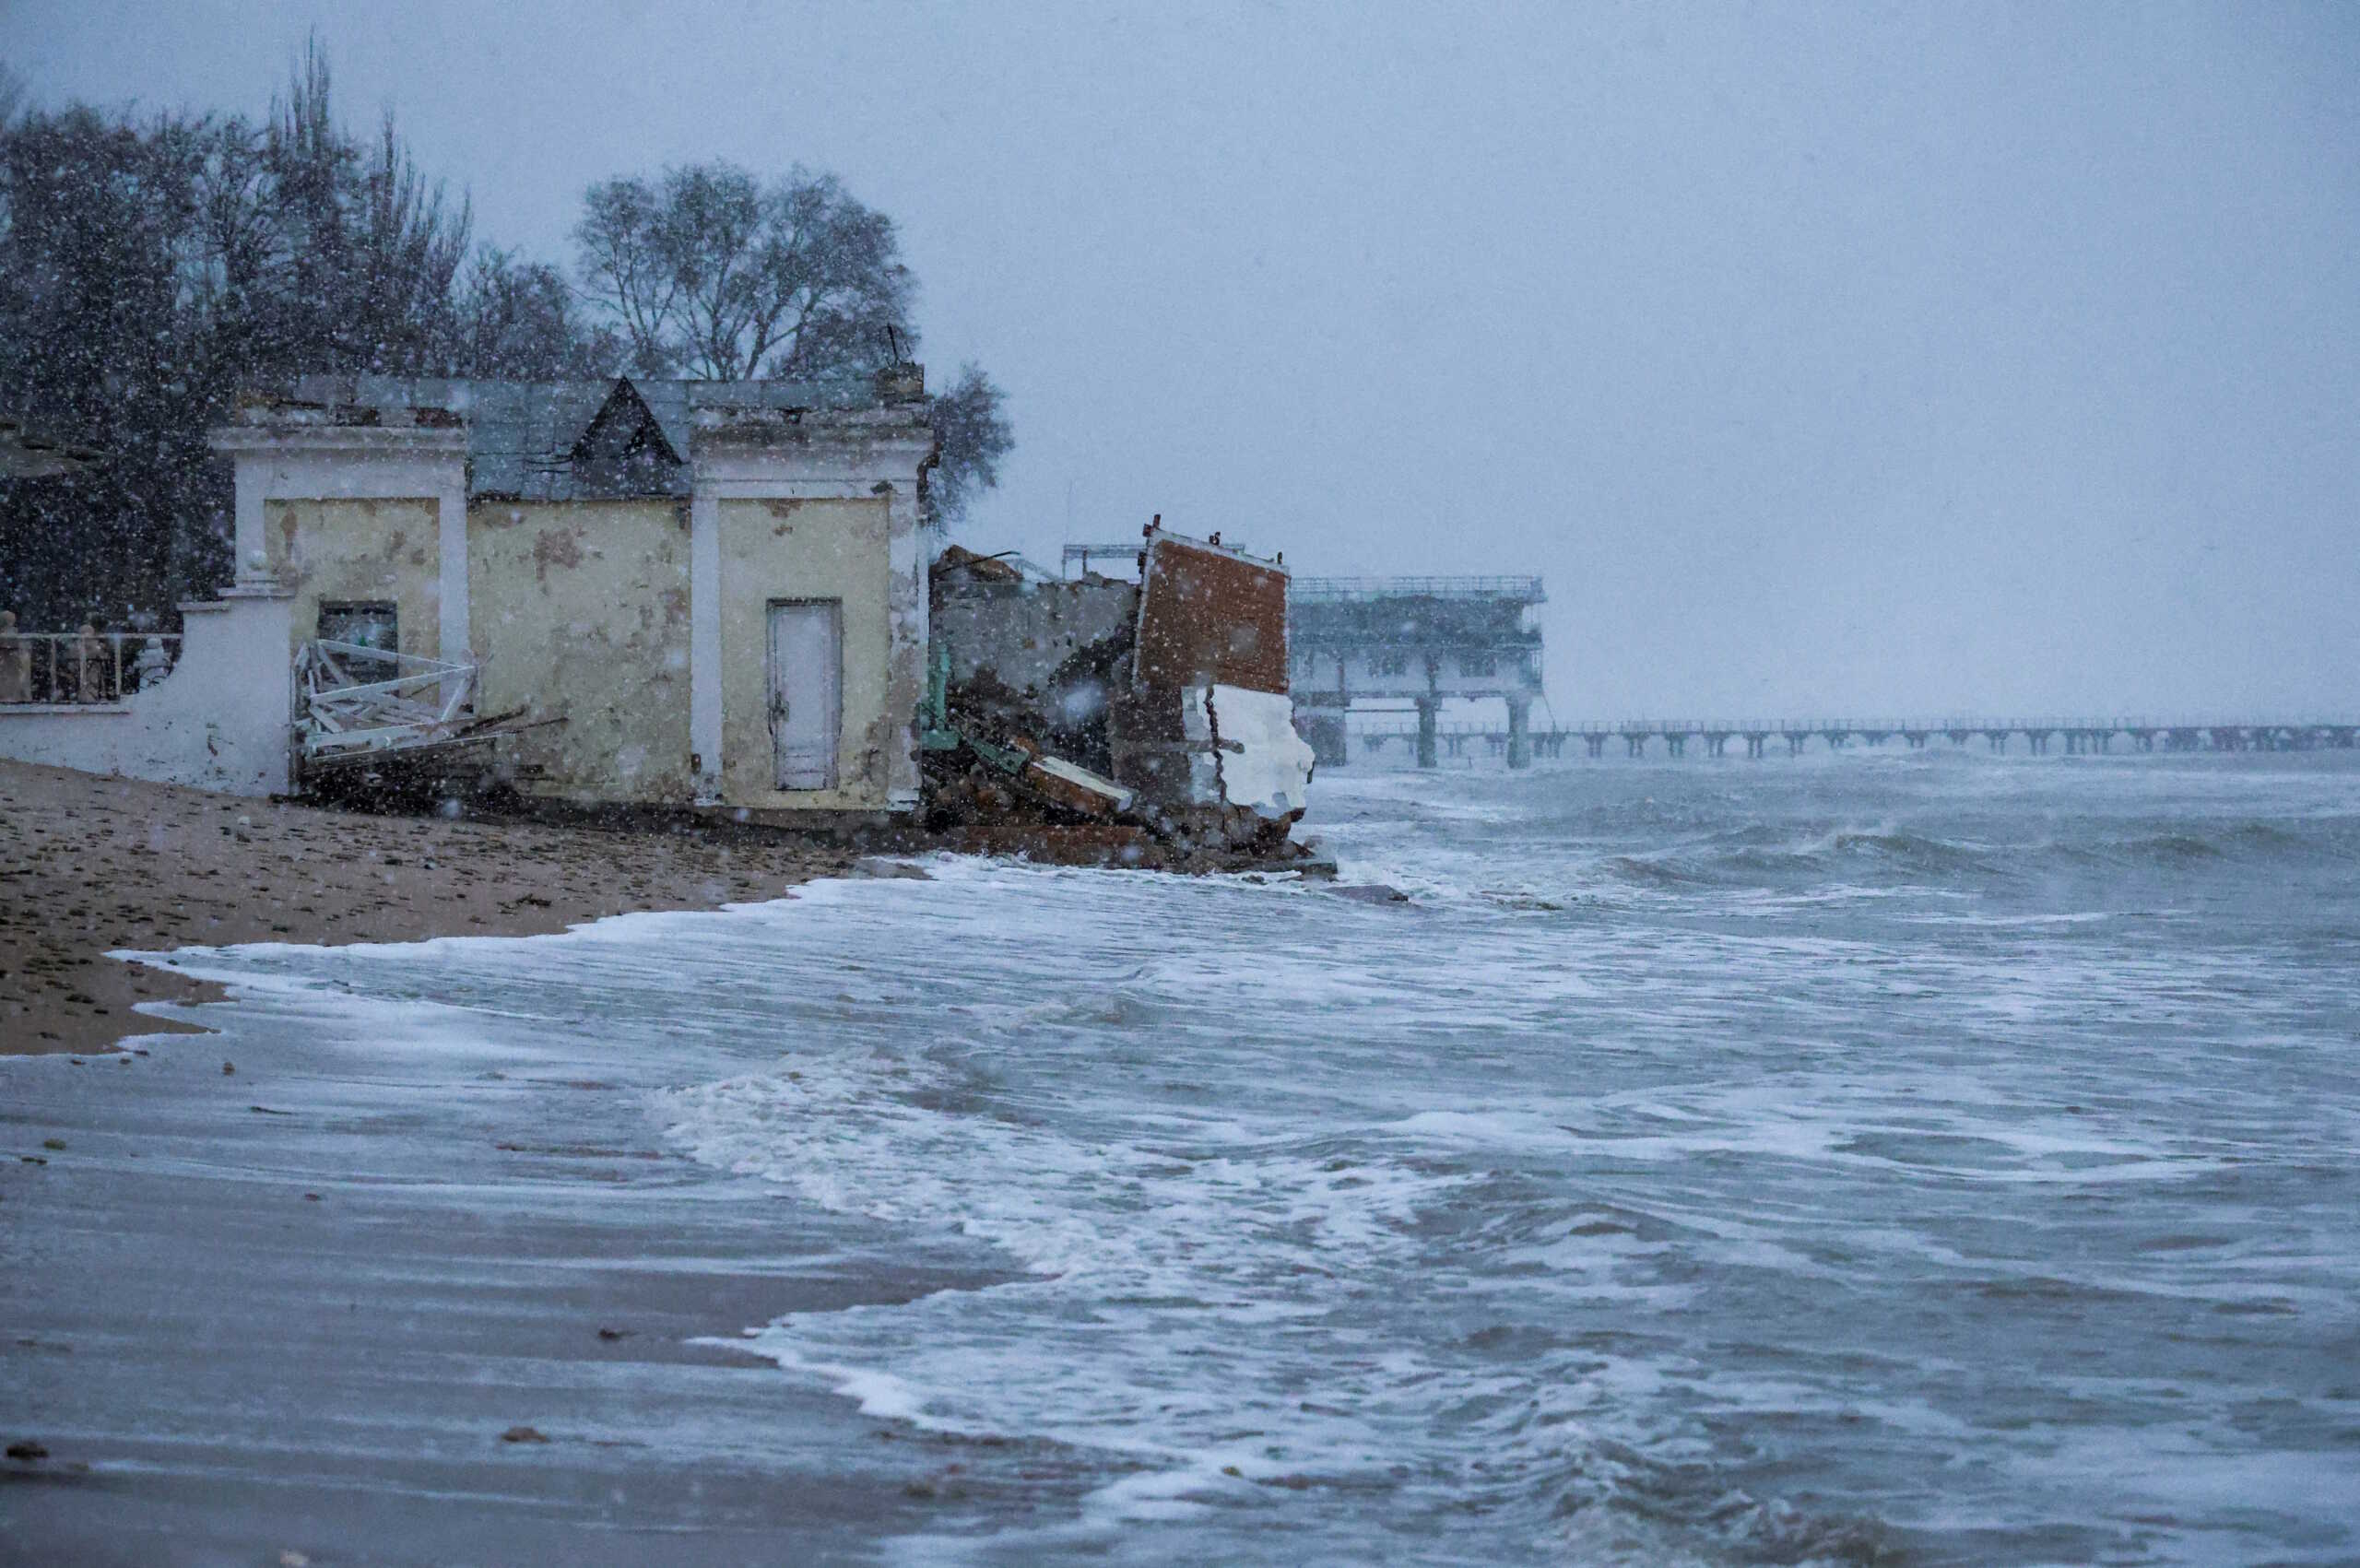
1351,717,2360,761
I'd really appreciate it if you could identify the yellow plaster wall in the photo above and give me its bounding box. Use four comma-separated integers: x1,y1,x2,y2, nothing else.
718,497,892,810
468,501,693,804
264,498,440,658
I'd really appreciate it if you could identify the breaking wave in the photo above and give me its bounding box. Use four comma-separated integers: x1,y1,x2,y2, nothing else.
636,756,2360,1562
1519,815,2356,909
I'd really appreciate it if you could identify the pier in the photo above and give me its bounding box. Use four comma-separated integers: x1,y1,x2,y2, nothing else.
1346,716,2360,763
1286,576,1546,770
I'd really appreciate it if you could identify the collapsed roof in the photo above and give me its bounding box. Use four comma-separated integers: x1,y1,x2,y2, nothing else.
228,371,930,501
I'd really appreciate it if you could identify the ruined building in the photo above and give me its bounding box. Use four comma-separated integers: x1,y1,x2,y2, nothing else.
207,371,934,815
927,526,1316,857
2,376,1323,864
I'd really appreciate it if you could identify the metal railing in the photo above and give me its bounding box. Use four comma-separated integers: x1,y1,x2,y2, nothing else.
295,639,479,764
1291,575,1546,602
0,631,183,704
1559,716,2360,735
1060,542,1144,576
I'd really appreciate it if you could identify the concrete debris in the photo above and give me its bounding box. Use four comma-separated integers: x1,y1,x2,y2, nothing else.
925,523,1318,867
1182,683,1315,819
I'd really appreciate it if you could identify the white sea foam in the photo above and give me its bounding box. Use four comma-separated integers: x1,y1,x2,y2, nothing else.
105,754,2360,1564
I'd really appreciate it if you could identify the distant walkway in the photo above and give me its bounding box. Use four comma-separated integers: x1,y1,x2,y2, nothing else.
1350,717,2360,760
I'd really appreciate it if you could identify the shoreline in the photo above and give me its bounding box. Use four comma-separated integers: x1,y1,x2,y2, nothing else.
2,759,1331,1058
1,919,1092,1562
1,760,857,1055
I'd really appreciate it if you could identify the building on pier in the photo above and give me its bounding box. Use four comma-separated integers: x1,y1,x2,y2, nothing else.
1284,576,1546,769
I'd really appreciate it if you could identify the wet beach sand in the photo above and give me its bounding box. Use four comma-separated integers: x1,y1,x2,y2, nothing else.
1,760,1092,1563
0,974,1080,1566
0,759,856,1057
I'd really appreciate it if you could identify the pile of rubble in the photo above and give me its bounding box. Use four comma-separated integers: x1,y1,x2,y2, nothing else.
922,524,1321,870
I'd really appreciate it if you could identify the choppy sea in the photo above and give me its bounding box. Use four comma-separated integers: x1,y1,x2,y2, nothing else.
152,751,2360,1564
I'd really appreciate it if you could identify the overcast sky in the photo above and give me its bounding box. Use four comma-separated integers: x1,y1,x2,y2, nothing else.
11,1,2356,717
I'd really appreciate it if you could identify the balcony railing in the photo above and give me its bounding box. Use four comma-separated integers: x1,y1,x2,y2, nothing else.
0,631,183,704
1290,575,1545,603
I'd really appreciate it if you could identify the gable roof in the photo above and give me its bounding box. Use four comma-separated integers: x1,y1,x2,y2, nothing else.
269,374,911,501
572,378,682,466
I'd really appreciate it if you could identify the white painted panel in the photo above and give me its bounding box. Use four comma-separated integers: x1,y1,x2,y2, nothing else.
1182,682,1316,818
768,600,842,791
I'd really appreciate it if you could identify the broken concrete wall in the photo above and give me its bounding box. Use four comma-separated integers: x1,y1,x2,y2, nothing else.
934,573,1139,691
1113,532,1306,821
931,569,1139,774
925,531,1316,856
468,500,693,804
263,498,442,660
0,588,294,796
717,496,895,812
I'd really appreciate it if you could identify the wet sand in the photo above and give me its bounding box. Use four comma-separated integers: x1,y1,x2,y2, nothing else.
0,761,1215,1561
0,760,854,1055
0,957,1092,1564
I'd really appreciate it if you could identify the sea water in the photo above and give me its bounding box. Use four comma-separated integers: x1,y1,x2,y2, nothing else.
150,751,2360,1563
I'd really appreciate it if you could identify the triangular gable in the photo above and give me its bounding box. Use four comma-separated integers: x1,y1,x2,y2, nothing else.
559,377,690,500
571,377,683,467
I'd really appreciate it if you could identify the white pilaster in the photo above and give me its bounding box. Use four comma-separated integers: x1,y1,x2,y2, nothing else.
689,487,723,802
437,478,469,662
231,456,270,586
883,479,926,810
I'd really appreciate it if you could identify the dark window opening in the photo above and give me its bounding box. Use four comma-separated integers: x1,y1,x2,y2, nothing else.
319,602,398,681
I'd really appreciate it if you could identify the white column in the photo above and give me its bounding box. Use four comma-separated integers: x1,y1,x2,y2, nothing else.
883,475,926,809
231,456,271,586
437,479,469,663
689,487,723,802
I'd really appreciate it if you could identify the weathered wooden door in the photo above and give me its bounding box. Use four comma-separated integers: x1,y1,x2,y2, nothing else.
767,599,842,790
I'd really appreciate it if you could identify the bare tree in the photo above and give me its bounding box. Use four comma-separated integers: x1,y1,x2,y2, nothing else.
575,159,1011,524
0,39,612,622
575,161,913,381
457,248,620,380
927,362,1013,527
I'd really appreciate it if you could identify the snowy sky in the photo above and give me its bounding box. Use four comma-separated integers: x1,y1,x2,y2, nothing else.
11,1,2358,717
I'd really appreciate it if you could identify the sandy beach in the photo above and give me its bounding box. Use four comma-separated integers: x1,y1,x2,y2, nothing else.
0,924,1091,1564
1,760,1101,1562
0,760,855,1056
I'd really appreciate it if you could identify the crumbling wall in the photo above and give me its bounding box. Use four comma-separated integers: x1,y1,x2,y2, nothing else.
934,575,1139,690
263,498,441,659
1113,533,1304,821
0,589,294,795
717,496,893,811
933,572,1139,776
923,535,1312,857
468,501,692,804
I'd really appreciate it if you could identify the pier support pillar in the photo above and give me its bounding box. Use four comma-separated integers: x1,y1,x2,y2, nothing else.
1415,698,1440,770
1505,695,1532,770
